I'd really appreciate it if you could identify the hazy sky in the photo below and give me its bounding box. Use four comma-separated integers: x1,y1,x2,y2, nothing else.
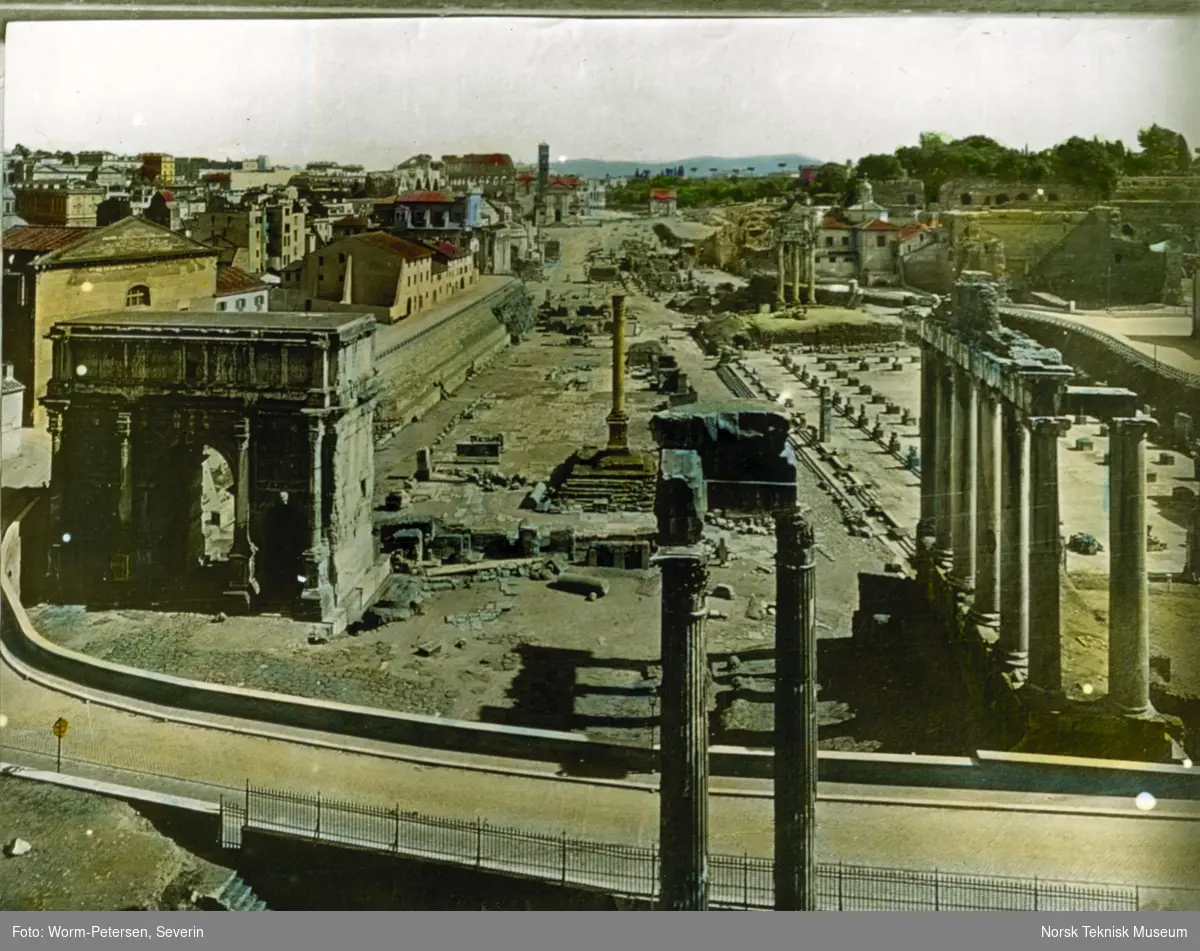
5,17,1198,168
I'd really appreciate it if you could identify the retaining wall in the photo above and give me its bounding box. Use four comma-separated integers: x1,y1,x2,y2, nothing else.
2,571,1197,800
372,281,518,441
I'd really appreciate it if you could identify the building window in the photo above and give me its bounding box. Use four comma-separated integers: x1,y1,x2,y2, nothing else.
126,284,151,307
841,237,850,247
319,256,325,266
876,235,887,248
960,193,973,206
255,295,265,311
339,253,345,264
907,194,917,205
825,237,833,247
815,256,822,264
236,298,246,311
995,194,1010,205
218,301,227,311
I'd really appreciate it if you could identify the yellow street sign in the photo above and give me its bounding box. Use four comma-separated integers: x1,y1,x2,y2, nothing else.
52,717,69,739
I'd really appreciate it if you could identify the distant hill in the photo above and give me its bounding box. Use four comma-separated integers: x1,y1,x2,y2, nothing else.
553,154,824,179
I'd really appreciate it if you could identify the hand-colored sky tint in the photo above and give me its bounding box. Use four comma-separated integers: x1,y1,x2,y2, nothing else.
6,16,1198,168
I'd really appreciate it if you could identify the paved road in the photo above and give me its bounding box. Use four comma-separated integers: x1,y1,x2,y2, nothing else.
4,640,1198,899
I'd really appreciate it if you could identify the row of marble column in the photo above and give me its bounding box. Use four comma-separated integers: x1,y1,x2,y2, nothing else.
920,347,1156,716
775,240,813,306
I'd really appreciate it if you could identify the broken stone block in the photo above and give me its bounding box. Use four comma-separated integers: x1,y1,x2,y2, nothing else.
415,642,442,657
708,608,729,620
5,838,32,857
745,596,767,621
710,583,736,600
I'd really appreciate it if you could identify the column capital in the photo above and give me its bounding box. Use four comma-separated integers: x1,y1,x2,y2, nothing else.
233,415,252,448
1028,416,1071,439
1112,416,1157,439
115,411,132,439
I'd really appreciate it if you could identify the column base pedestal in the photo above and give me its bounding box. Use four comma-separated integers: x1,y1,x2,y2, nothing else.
968,608,1000,629
1107,698,1158,721
1000,650,1029,682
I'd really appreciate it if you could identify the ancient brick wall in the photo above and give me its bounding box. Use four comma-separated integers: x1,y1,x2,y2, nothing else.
329,400,379,612
900,239,954,295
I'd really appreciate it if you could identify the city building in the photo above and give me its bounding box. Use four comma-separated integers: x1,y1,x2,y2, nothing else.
189,203,269,275
441,154,516,200
201,264,272,313
648,188,678,217
140,153,176,184
14,183,106,228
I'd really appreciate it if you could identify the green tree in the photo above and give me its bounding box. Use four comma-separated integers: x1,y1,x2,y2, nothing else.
1137,124,1190,174
1051,136,1121,198
855,152,904,182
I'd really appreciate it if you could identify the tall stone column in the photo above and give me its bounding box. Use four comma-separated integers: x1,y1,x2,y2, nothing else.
972,387,1001,626
300,416,332,617
774,509,817,911
1028,417,1070,696
1107,417,1157,718
998,402,1030,677
658,547,710,911
918,344,938,542
791,244,801,304
226,415,258,601
933,353,955,569
46,406,68,593
950,367,977,592
606,294,629,452
776,242,786,308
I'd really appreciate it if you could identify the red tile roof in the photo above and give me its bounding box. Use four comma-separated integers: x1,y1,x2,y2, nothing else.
860,218,899,231
649,189,677,201
357,231,434,262
821,217,852,229
202,172,231,183
334,215,368,227
548,175,581,189
158,190,174,202
216,265,269,295
430,240,467,260
3,225,96,253
517,172,535,184
448,153,514,168
898,223,926,239
396,191,454,204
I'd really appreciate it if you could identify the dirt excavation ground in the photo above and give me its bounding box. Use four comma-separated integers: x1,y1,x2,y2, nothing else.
23,217,1200,759
0,777,232,911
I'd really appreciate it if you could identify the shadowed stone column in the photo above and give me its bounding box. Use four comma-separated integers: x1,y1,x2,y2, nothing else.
972,387,1001,627
999,402,1030,678
226,415,259,601
774,508,817,911
110,411,134,581
933,353,954,569
658,546,710,911
950,366,977,593
1028,416,1071,696
918,344,938,544
1108,417,1157,718
46,406,68,591
791,244,801,304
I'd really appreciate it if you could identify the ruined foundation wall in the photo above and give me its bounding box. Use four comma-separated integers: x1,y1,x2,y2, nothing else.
373,283,518,440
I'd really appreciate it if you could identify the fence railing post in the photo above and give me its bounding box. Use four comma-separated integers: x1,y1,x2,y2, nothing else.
934,868,940,912
244,779,250,821
476,818,483,868
561,830,568,885
743,853,750,909
838,862,844,911
393,805,401,852
1033,876,1039,912
651,848,658,903
315,792,322,839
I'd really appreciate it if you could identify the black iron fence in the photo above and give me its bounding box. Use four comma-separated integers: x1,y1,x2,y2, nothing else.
223,784,1141,911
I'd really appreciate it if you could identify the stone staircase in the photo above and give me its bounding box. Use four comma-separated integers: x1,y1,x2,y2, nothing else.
209,873,269,912
554,472,657,512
